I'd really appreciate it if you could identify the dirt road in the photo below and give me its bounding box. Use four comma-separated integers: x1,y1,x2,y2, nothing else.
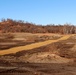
0,35,73,55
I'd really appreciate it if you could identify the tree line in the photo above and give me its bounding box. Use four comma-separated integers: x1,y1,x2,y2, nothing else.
0,19,76,34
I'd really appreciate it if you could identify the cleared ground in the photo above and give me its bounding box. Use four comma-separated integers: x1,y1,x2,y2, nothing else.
0,33,61,50
0,33,76,75
0,34,72,55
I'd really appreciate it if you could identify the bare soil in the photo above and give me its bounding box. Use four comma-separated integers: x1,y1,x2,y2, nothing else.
0,33,76,75
0,33,61,50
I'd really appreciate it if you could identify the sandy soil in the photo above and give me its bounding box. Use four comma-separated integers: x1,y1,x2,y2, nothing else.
0,35,72,55
0,33,76,75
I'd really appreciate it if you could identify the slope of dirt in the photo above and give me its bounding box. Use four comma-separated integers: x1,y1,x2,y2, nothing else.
17,52,72,63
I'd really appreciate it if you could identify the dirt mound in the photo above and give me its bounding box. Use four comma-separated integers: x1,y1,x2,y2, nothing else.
18,52,72,63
